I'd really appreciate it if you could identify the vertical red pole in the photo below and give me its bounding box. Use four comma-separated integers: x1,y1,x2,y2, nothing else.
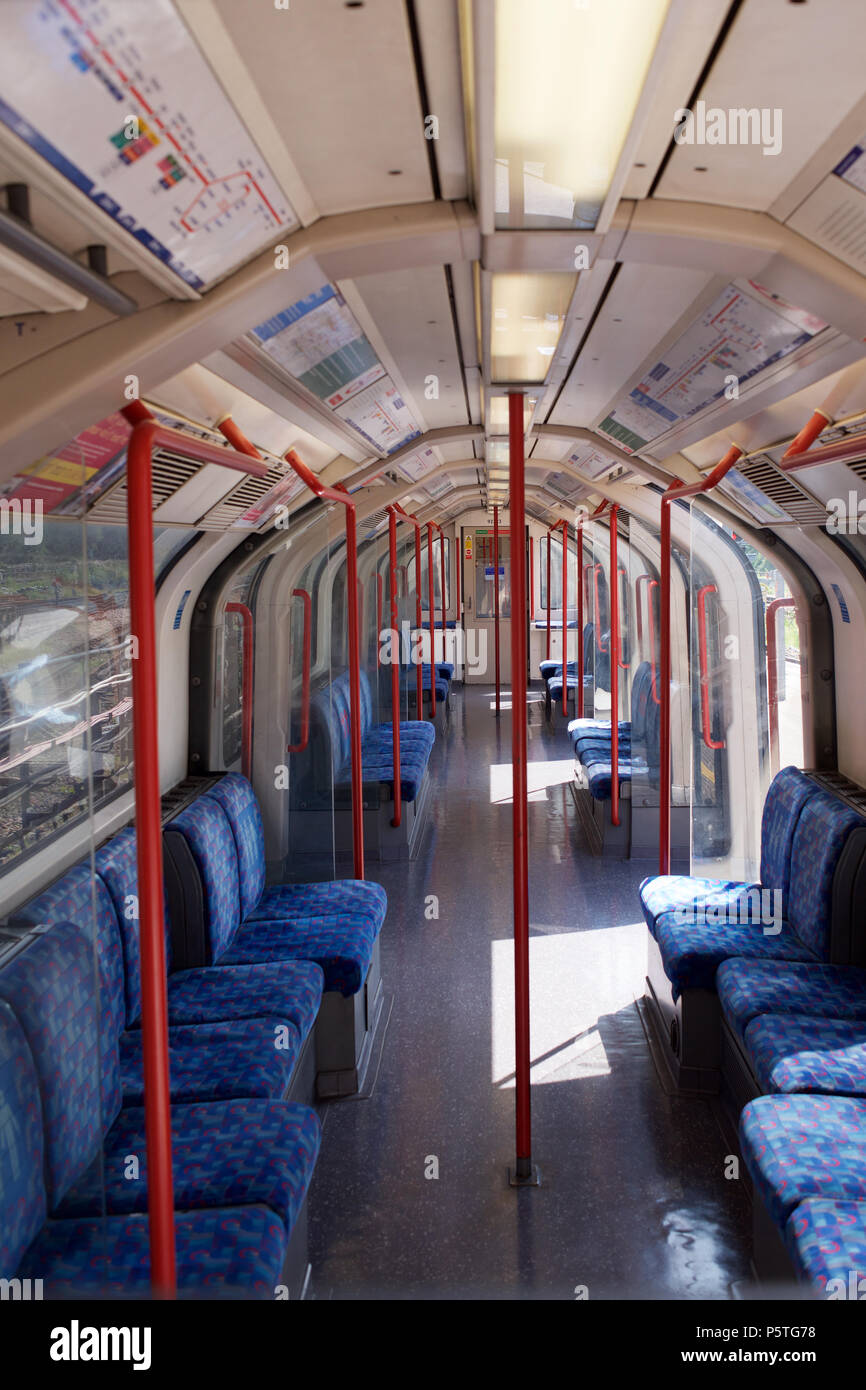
126,421,176,1297
609,506,620,828
415,523,423,719
494,505,501,716
456,528,462,620
388,510,402,828
529,536,535,619
577,518,585,718
546,533,551,660
345,510,365,880
439,528,447,670
659,494,673,875
509,392,532,1183
561,520,568,719
426,525,436,718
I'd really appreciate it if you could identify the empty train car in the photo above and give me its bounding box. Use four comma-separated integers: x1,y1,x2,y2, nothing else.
1,0,866,1354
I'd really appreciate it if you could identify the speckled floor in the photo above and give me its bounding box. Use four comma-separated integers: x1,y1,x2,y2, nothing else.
308,685,752,1300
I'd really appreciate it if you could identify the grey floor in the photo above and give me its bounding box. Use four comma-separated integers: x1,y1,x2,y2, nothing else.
308,685,752,1300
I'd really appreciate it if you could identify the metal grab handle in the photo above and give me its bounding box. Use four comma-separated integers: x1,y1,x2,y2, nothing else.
286,588,311,754
593,565,606,651
617,564,629,669
226,603,253,779
636,575,660,704
697,583,725,750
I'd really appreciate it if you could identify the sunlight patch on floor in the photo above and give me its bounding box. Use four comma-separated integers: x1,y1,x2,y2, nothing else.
490,922,646,1086
489,759,575,804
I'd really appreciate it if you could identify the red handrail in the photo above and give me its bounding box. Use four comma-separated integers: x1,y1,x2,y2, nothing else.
559,519,568,718
215,415,364,879
494,505,501,716
766,597,796,774
439,527,447,654
509,391,532,1183
617,565,629,670
456,534,461,621
592,565,605,650
425,523,437,718
546,533,552,661
576,516,585,717
376,573,383,649
388,508,402,828
226,602,253,780
697,584,725,751
529,535,535,618
393,503,424,719
659,444,742,873
287,588,311,754
609,506,620,826
635,575,660,704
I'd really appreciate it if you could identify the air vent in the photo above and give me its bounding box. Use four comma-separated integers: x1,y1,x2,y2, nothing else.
735,455,829,525
88,448,201,523
806,770,866,818
197,461,295,531
161,775,222,824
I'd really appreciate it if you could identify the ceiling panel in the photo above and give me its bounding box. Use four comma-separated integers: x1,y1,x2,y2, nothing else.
656,0,866,213
213,0,433,216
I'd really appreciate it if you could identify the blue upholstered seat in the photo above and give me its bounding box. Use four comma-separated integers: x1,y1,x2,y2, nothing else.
648,776,864,999
639,766,819,937
313,668,435,796
0,923,321,1238
785,1200,866,1296
740,1094,866,1229
743,1014,866,1098
119,1019,299,1104
172,773,384,996
717,958,866,1042
0,1000,291,1299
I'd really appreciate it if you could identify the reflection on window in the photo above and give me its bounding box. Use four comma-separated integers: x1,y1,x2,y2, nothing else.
419,538,451,611
0,521,134,870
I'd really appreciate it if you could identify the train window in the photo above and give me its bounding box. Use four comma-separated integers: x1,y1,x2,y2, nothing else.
419,536,451,611
0,519,178,872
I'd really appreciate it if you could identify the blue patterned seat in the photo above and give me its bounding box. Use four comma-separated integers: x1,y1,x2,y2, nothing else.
717,958,866,1042
785,1200,866,1296
651,782,864,999
639,765,816,934
740,1094,866,1228
314,668,435,797
0,923,321,1239
744,1014,866,1097
0,999,289,1299
119,1019,299,1104
172,778,382,996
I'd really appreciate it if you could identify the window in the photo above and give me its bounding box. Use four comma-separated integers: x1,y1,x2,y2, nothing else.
419,537,451,611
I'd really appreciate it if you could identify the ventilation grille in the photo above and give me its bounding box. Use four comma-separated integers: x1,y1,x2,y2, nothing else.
160,775,223,825
197,462,295,531
846,459,866,485
806,770,866,818
735,455,829,525
88,448,201,524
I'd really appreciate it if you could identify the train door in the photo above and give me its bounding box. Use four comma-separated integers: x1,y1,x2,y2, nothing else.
463,525,511,684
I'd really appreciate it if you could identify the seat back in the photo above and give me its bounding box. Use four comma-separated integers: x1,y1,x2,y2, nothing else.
0,1001,48,1274
0,923,118,1210
164,796,242,965
759,766,821,902
204,774,266,921
10,865,126,1116
629,662,653,744
787,789,865,960
95,828,173,1026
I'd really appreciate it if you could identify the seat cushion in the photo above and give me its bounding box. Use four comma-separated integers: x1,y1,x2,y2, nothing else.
740,1094,866,1227
785,1200,866,1296
249,879,387,933
119,1018,300,1105
355,732,431,800
369,720,436,753
745,1013,866,1098
221,916,378,996
717,958,866,1042
21,1205,288,1300
164,959,323,1042
585,760,633,801
57,1099,321,1237
639,875,763,936
654,914,816,1000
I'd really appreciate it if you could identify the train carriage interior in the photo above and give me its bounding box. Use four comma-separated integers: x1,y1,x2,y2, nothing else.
3,0,866,1329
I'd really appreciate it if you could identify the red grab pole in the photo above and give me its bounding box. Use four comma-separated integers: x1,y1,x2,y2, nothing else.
226,602,253,781
493,504,501,716
546,532,552,661
393,504,424,719
439,526,447,658
609,505,620,828
529,536,535,619
283,447,365,879
576,515,585,718
658,443,742,874
388,508,402,828
425,524,436,718
560,520,568,719
123,413,177,1297
509,391,532,1184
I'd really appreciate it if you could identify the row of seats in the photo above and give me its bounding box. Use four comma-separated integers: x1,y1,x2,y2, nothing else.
1,773,387,1297
639,765,866,1295
307,667,437,804
539,622,608,709
567,660,659,802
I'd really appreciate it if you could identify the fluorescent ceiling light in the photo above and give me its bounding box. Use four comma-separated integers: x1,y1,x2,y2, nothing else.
490,274,577,384
494,0,670,229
